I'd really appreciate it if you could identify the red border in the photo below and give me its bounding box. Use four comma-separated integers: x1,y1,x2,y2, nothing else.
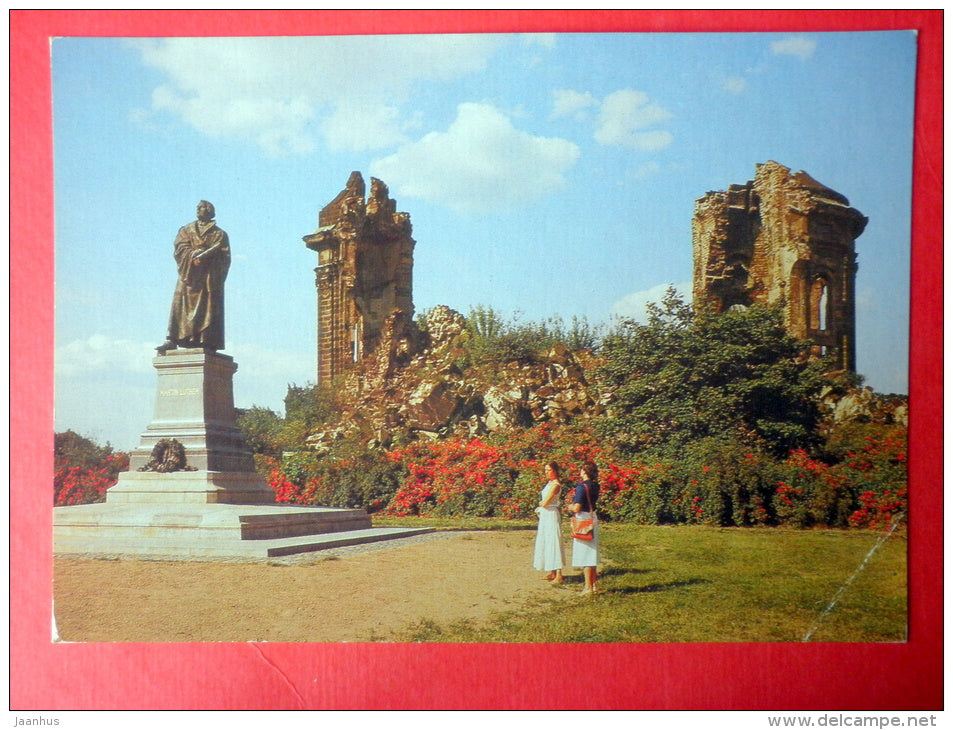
12,10,942,710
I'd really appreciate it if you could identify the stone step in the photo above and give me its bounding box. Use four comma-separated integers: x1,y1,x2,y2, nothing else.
239,509,372,539
53,526,436,559
53,501,434,559
55,502,369,533
245,527,437,557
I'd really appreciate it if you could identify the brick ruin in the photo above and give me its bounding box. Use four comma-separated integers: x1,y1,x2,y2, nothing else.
303,171,415,384
306,161,867,388
692,161,867,371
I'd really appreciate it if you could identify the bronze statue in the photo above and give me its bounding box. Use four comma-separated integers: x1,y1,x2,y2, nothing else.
157,201,230,354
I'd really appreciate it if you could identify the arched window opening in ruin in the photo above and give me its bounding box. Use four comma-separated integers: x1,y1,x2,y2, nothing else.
810,277,830,332
692,162,864,374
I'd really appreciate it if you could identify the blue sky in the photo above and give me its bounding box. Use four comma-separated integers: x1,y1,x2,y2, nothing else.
52,31,917,450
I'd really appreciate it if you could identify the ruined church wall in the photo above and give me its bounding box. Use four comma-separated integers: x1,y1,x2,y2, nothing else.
304,172,415,384
692,161,866,371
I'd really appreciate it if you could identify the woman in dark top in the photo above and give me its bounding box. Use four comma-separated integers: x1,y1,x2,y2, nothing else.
570,460,600,596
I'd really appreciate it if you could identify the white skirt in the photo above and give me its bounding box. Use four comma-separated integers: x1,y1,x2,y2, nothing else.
571,512,599,567
533,506,565,571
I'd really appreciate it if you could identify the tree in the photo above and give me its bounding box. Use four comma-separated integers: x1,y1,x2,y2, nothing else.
53,430,129,506
54,430,115,471
237,383,340,459
235,406,285,458
595,288,828,458
284,382,335,427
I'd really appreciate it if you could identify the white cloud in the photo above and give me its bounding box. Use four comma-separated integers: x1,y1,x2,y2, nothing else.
552,89,597,120
228,342,313,386
722,75,747,94
625,129,675,152
771,35,817,61
611,282,692,322
151,84,316,155
322,102,406,152
594,89,674,151
370,102,580,214
55,335,157,447
130,35,506,155
55,335,157,377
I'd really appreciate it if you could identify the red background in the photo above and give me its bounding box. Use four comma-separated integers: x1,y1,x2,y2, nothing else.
10,10,943,710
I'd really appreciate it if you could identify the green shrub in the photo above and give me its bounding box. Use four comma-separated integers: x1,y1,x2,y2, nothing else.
669,439,778,526
236,406,284,458
595,289,826,458
597,460,677,524
269,445,404,512
463,306,601,367
774,449,853,528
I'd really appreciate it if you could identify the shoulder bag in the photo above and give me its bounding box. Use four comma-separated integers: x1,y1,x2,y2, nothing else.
570,481,595,540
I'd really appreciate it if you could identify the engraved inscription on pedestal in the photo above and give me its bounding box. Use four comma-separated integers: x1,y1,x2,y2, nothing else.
128,349,255,473
110,348,274,504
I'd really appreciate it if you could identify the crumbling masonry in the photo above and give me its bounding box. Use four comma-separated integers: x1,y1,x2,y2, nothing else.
306,162,866,385
304,172,415,384
692,161,867,371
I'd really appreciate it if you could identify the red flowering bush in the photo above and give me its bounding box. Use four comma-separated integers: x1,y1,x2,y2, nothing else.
667,439,779,526
384,436,525,517
839,432,908,529
379,424,610,518
257,418,907,528
53,454,129,506
773,449,851,527
848,488,908,530
592,460,674,524
53,431,129,506
773,430,907,528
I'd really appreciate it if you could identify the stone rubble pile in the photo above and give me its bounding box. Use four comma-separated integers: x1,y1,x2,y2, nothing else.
306,305,600,451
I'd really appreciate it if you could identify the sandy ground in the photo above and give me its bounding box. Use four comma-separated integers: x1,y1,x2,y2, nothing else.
53,530,580,642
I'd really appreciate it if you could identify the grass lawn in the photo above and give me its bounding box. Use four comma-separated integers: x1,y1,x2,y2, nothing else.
375,518,907,643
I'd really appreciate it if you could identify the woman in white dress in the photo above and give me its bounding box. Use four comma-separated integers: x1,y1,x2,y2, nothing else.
570,460,600,596
533,462,565,584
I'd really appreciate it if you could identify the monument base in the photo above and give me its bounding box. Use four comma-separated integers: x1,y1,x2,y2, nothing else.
127,348,256,473
52,346,433,559
53,501,434,559
108,469,276,505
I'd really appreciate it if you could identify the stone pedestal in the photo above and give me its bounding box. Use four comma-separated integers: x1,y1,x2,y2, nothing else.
54,347,434,559
112,348,274,504
128,349,255,473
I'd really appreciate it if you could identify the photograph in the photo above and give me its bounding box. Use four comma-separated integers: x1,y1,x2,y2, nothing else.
12,9,943,714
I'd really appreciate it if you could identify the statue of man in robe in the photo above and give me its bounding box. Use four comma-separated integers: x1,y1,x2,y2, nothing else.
156,200,231,354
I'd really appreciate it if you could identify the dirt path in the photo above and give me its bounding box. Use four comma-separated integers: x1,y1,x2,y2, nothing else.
53,530,579,642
